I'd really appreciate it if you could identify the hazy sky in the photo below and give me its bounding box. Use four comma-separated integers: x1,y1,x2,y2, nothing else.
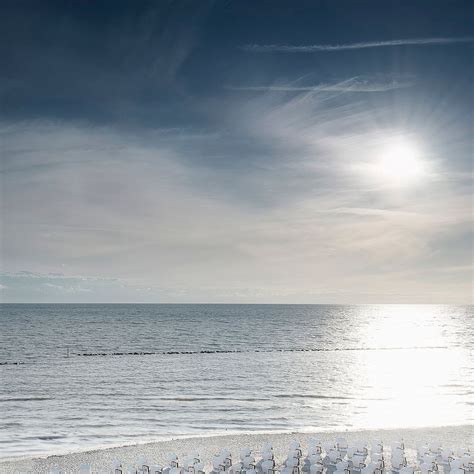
1,0,472,303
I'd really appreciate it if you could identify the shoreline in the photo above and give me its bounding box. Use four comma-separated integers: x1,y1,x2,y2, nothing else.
1,425,472,474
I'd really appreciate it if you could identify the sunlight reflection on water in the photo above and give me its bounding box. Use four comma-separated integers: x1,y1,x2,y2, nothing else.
0,304,472,459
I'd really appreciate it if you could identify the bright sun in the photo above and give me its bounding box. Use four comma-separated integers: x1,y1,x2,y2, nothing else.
371,138,426,186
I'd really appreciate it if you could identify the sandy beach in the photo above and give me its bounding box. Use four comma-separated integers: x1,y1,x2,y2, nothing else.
1,425,472,474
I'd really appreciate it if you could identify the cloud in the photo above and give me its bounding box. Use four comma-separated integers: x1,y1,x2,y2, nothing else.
1,68,472,304
0,272,154,303
0,2,472,304
0,267,471,304
226,78,414,93
241,37,474,52
1,112,472,303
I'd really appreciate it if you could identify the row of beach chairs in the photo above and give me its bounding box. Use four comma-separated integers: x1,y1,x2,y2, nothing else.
40,438,474,474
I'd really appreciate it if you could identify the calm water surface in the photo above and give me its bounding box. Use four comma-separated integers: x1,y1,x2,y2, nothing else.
0,304,472,460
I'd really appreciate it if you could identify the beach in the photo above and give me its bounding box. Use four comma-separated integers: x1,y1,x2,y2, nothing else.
1,426,472,474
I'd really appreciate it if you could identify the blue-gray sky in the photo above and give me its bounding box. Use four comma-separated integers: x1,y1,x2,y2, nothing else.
1,0,472,303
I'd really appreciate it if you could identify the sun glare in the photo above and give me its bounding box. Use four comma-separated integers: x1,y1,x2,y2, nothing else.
371,137,426,186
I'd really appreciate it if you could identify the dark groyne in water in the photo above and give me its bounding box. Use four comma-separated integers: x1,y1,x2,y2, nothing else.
0,345,448,365
73,345,447,357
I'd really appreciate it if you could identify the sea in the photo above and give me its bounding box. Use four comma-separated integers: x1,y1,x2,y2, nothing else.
0,304,472,460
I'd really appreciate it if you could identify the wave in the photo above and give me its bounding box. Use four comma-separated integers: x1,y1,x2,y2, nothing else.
273,394,389,401
0,396,52,402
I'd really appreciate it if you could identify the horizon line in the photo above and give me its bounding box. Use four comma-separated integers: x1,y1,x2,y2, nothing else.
0,302,469,305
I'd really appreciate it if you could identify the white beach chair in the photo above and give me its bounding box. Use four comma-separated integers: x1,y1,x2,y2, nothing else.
361,461,382,474
219,449,232,469
391,441,405,455
324,443,336,455
262,450,275,461
371,453,385,473
422,453,439,474
458,456,474,471
450,469,467,474
229,461,244,474
308,454,322,465
439,448,455,465
347,447,356,460
113,460,125,474
371,441,384,454
333,460,349,474
282,457,301,474
420,462,438,474
429,443,442,456
150,465,163,474
261,459,277,474
417,445,431,461
194,462,205,474
240,448,252,460
137,456,151,474
361,464,375,474
287,451,302,466
325,449,342,467
465,455,474,473
351,454,367,472
183,455,198,466
79,464,92,474
423,454,437,463
303,453,322,473
289,450,303,464
220,448,232,457
451,460,465,470
308,439,323,455
336,438,349,455
391,452,407,472
242,455,256,470
258,451,275,473
167,453,179,469
455,449,471,459
263,442,274,451
309,463,324,474
183,457,203,474
230,456,254,474
354,442,369,458
289,441,303,458
213,455,227,473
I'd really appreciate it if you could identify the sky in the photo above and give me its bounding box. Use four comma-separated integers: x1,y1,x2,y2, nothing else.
0,0,472,303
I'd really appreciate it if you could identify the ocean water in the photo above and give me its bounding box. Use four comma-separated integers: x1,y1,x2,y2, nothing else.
0,304,472,460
